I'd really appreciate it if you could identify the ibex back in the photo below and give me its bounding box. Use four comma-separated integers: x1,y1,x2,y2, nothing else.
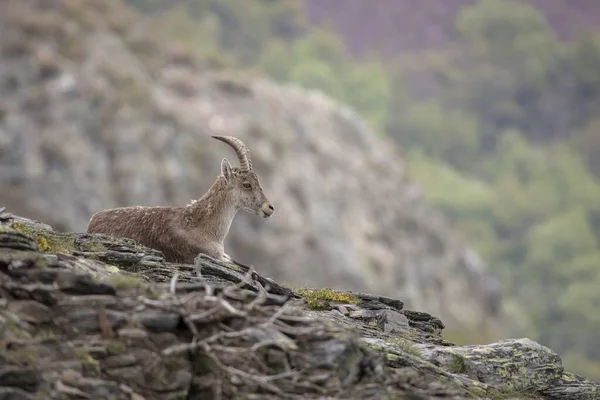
86,135,274,264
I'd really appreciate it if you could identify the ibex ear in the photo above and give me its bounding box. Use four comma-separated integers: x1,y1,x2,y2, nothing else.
221,158,233,183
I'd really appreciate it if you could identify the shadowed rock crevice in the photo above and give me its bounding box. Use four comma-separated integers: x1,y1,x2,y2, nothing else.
0,211,598,399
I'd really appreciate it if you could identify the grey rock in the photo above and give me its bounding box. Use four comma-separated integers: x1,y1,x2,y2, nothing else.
542,372,600,399
376,309,411,333
355,292,405,311
0,387,37,400
0,315,6,338
103,366,143,382
82,346,109,359
0,227,38,252
40,361,83,373
300,337,369,387
2,282,57,306
55,271,117,295
0,366,40,392
377,296,405,310
348,308,410,334
64,308,128,333
117,328,149,339
58,295,119,308
7,300,52,324
135,312,181,333
414,338,564,392
404,310,445,331
102,355,138,369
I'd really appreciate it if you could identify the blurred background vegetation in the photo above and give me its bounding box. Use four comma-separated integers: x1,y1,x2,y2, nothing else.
124,0,600,379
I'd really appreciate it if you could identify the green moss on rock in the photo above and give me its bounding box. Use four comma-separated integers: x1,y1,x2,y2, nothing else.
389,337,421,357
73,347,100,371
10,221,75,254
297,287,360,310
449,354,467,373
104,340,125,355
109,274,146,290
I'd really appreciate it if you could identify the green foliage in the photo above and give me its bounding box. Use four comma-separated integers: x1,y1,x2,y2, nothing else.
407,151,496,221
288,28,347,70
393,102,481,169
259,39,294,81
127,0,305,67
558,34,600,127
571,117,600,177
289,59,344,99
400,0,600,376
444,0,564,146
259,28,392,132
455,0,555,62
338,62,391,133
525,208,596,281
559,265,600,324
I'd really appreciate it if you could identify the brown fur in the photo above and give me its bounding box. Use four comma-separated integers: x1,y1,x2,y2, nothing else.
86,138,274,264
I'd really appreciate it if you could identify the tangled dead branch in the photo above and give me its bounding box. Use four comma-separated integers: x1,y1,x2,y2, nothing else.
157,268,343,399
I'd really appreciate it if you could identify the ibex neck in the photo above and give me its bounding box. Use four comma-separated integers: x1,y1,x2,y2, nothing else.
185,177,238,243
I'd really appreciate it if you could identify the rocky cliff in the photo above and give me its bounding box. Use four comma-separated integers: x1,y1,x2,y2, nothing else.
0,0,500,332
1,210,598,399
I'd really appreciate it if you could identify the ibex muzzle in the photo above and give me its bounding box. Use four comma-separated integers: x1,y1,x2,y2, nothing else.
261,201,274,218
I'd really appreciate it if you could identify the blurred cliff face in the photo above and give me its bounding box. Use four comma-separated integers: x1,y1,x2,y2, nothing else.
0,0,502,331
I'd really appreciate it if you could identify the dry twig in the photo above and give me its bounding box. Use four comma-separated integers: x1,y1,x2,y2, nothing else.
157,265,333,398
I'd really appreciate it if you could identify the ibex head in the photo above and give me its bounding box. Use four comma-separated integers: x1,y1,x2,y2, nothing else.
212,135,274,218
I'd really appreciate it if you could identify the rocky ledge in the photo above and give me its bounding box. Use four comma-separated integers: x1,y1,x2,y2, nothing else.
0,209,598,400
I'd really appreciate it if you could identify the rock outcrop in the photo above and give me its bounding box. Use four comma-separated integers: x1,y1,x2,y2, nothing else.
0,0,501,333
0,210,598,400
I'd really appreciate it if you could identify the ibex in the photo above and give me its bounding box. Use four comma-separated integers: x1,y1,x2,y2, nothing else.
86,136,274,264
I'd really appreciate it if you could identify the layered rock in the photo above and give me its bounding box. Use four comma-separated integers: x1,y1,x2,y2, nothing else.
0,211,597,399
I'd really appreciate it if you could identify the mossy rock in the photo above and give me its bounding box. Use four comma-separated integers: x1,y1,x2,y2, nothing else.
296,287,360,310
0,225,39,252
9,221,75,254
